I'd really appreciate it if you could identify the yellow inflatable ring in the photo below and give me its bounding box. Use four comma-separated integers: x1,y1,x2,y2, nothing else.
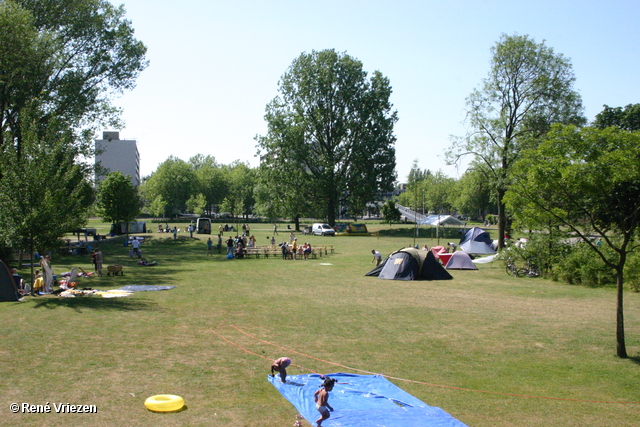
144,394,185,412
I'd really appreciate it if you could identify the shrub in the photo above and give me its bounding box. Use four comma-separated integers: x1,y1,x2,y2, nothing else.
624,253,640,292
552,243,616,287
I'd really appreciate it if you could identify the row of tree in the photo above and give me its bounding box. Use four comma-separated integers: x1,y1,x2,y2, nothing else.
139,155,255,219
396,162,496,220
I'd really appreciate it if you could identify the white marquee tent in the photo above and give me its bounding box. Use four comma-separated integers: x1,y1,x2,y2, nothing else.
418,215,465,227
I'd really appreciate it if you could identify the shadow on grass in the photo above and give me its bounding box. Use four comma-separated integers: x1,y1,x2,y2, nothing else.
628,355,640,365
31,295,161,312
58,234,266,268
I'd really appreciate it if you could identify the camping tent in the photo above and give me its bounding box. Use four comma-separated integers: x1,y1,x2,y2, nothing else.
366,247,452,280
445,251,478,270
0,260,20,302
459,227,496,254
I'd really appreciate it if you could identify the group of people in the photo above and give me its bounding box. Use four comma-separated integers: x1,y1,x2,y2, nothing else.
19,255,55,295
280,238,312,260
223,234,257,258
157,223,174,233
271,357,335,427
158,223,179,239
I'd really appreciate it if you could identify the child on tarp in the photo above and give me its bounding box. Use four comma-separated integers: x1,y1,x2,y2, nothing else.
270,357,291,383
314,377,336,426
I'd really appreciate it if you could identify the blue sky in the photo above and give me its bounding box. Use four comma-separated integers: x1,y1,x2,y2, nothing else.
109,0,640,182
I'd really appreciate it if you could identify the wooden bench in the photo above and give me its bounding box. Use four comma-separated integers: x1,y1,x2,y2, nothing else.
244,247,261,258
262,248,282,259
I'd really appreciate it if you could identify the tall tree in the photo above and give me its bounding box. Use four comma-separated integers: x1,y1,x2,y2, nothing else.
0,0,146,257
253,164,317,230
407,159,430,186
1,0,148,157
423,171,456,215
447,33,585,248
225,162,256,219
504,124,640,358
140,157,195,216
0,108,94,258
593,103,640,131
381,200,401,225
189,155,228,215
452,166,495,220
256,49,397,226
97,171,140,226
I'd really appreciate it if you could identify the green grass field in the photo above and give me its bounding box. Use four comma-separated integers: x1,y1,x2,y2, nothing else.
2,220,639,426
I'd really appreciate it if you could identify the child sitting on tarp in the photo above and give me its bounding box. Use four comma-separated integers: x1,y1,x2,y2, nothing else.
314,377,336,426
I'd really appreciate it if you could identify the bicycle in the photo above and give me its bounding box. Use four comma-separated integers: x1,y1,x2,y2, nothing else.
505,257,518,276
517,259,540,278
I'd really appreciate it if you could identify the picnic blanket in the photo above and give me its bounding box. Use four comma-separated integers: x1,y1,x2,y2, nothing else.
117,285,175,292
268,373,469,427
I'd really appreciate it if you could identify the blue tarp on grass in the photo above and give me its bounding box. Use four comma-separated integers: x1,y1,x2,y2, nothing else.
268,373,469,427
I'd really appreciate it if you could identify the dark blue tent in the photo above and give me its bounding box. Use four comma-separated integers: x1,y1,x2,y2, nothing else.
366,247,452,281
459,227,496,254
0,260,20,302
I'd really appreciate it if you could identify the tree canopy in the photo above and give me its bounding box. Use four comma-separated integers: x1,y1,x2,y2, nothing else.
1,0,148,157
505,123,640,358
447,33,585,248
0,0,147,256
97,171,141,225
0,110,94,253
593,103,640,131
256,49,397,226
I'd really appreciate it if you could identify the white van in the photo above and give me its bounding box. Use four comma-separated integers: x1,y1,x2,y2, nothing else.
312,223,335,236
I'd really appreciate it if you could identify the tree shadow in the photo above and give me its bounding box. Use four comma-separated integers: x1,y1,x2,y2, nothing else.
628,355,640,365
31,295,162,312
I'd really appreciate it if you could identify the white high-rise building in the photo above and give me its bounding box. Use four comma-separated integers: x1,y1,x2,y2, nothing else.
95,131,140,186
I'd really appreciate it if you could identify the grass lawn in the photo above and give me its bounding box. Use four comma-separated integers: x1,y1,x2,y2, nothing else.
2,220,639,426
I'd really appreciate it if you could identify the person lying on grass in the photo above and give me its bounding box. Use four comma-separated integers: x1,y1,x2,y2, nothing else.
314,377,336,426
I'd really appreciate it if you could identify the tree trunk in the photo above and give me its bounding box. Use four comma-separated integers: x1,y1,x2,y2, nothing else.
327,197,336,227
497,188,506,249
616,267,628,358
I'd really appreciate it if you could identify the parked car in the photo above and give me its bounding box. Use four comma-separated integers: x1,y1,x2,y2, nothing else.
312,223,335,236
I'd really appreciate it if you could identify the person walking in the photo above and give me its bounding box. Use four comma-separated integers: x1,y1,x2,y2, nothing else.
131,237,141,258
371,250,382,266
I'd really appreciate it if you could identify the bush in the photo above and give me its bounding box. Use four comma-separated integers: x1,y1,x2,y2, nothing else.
507,234,623,288
624,253,640,292
551,243,616,287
